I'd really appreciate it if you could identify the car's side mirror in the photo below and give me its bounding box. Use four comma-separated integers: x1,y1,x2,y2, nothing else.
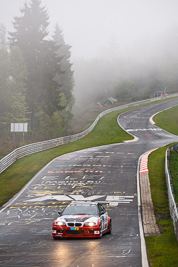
58,211,62,216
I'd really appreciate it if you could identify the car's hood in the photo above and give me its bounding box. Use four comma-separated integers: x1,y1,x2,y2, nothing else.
57,214,98,222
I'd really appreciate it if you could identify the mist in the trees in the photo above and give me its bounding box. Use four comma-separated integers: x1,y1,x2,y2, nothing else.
0,0,178,152
0,0,74,151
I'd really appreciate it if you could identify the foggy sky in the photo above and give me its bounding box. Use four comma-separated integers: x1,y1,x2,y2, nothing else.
1,0,178,60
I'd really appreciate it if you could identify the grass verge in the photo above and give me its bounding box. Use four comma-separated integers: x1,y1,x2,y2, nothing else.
169,150,178,204
146,147,178,267
0,109,132,207
146,104,178,266
154,105,178,204
154,105,178,135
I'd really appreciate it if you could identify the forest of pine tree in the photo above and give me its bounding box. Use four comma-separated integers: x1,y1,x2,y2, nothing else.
0,0,74,154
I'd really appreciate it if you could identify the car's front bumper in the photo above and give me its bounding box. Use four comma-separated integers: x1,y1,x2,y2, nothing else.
52,226,101,238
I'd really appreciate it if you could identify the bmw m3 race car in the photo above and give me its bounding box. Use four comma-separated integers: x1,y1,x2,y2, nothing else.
52,201,112,239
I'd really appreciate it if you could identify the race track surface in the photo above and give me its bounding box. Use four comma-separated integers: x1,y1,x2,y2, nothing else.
0,98,178,267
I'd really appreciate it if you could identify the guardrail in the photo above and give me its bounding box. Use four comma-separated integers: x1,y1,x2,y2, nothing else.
0,93,178,175
165,144,178,242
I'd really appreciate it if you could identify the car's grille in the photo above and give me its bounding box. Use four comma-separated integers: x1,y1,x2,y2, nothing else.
67,222,82,227
67,223,74,226
66,230,84,235
75,223,82,227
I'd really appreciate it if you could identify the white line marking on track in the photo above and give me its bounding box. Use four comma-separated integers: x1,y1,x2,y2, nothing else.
96,156,110,158
127,128,162,132
103,165,112,167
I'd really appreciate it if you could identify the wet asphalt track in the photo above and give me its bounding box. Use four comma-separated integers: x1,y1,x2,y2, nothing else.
0,98,178,267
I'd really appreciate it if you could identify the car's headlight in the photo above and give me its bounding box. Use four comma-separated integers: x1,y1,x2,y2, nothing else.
55,221,66,226
85,222,97,227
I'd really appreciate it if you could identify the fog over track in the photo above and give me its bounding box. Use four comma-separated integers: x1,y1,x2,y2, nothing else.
1,0,178,108
1,0,178,60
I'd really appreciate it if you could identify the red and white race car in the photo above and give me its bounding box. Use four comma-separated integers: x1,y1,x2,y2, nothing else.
52,201,112,239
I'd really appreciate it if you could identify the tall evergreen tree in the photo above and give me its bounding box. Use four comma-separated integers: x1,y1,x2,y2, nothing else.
0,51,9,117
9,0,50,133
0,26,29,148
8,0,74,140
0,25,9,149
9,1,74,138
0,47,10,144
52,24,74,111
0,23,7,49
8,46,29,122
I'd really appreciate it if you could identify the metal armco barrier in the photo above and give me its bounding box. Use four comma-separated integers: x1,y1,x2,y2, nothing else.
0,93,178,175
165,145,178,242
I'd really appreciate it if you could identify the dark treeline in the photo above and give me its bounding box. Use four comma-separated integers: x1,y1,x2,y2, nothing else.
0,0,74,154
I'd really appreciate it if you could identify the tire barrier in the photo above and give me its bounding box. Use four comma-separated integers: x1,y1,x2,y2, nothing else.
0,93,178,175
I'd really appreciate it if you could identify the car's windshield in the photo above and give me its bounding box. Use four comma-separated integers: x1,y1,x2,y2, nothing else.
62,204,98,216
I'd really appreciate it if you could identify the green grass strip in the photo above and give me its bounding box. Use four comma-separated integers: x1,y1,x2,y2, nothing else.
169,150,178,204
146,147,178,267
154,106,178,135
146,103,178,266
154,105,178,204
0,110,132,207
